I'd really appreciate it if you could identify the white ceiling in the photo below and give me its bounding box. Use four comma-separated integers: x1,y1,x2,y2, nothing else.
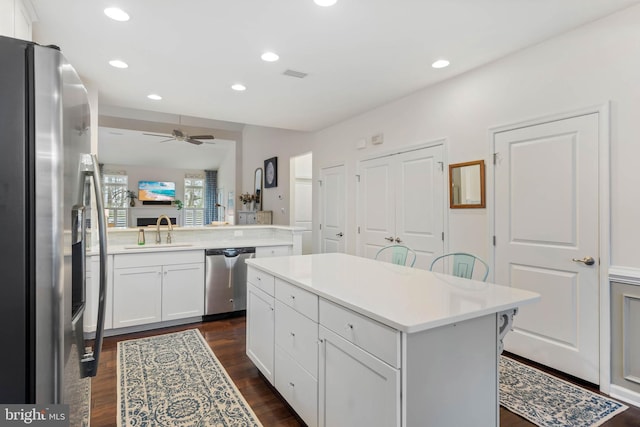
98,127,235,170
31,0,639,132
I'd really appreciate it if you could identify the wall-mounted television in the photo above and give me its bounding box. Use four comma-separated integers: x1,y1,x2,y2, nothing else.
138,181,176,201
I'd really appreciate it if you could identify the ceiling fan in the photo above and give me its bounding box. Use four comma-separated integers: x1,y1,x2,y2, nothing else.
143,129,215,145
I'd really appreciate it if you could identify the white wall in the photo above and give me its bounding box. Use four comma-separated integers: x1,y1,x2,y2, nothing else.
312,4,640,270
242,125,313,225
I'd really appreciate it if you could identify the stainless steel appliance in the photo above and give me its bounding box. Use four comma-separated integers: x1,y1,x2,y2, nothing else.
0,36,108,421
205,247,255,315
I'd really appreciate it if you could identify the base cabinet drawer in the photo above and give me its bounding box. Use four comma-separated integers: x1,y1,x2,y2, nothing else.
320,298,400,368
276,347,318,427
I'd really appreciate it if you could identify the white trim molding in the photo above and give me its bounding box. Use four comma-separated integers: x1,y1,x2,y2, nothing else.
610,384,640,408
609,266,640,286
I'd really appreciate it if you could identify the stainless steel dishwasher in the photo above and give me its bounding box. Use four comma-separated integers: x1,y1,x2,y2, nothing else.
205,247,255,316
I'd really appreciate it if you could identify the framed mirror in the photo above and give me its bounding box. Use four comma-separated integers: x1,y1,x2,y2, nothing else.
254,167,263,211
449,160,485,209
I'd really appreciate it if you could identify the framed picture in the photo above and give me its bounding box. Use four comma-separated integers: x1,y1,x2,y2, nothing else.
264,157,278,188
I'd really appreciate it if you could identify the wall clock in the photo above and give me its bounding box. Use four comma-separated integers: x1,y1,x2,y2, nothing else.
264,157,278,188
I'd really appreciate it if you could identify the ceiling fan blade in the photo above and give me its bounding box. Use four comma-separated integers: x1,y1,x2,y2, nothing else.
158,138,175,143
143,133,171,137
185,138,203,145
189,135,215,140
202,141,216,145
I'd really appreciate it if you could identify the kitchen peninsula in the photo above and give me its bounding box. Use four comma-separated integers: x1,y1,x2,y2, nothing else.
245,253,540,427
84,225,303,338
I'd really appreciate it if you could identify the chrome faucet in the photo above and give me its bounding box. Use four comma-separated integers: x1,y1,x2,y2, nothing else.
155,214,173,244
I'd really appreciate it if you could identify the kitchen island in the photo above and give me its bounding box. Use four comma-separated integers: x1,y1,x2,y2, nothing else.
245,253,540,427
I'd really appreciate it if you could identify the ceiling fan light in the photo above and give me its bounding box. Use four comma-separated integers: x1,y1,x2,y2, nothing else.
147,94,162,100
104,7,130,22
261,52,279,62
231,84,246,91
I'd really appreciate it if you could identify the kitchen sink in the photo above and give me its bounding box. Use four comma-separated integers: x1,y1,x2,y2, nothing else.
123,244,194,250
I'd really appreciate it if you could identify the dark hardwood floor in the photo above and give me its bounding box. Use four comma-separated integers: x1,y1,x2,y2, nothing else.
91,316,640,427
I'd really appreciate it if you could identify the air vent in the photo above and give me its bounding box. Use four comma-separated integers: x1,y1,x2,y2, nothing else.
283,69,308,79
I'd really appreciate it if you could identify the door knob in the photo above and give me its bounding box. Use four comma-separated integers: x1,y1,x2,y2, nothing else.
572,256,595,266
336,232,344,237
384,236,394,242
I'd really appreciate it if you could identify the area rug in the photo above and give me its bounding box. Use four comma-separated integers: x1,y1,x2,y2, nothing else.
500,356,628,427
117,329,262,426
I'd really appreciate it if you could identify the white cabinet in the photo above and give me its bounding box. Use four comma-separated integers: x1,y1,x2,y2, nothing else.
162,263,205,321
318,326,400,427
256,245,291,258
238,211,257,225
0,0,34,41
113,265,163,328
246,282,275,384
318,299,401,427
112,250,204,329
274,280,319,427
84,255,113,333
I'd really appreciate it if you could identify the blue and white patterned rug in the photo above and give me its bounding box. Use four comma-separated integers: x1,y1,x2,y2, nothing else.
117,329,262,426
500,356,628,427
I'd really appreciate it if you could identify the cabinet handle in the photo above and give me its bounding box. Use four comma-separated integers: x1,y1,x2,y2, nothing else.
289,382,295,388
290,295,296,300
257,276,261,281
290,332,295,337
395,237,402,243
384,236,394,242
346,323,354,330
270,307,274,311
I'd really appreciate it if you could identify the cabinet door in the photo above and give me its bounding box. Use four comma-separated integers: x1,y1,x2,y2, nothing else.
318,326,400,427
246,283,275,384
113,266,162,328
162,263,204,321
85,255,114,333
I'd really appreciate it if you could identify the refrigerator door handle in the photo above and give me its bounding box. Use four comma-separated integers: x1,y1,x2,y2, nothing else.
79,154,108,378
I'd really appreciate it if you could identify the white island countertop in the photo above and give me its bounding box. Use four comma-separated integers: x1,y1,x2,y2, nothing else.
246,253,540,333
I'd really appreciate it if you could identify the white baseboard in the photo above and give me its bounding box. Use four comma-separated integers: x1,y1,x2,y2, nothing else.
609,384,640,408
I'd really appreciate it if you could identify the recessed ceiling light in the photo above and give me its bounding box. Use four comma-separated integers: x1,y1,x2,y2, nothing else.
147,94,162,100
231,84,246,91
314,0,337,6
104,7,130,22
261,52,280,62
432,59,450,69
109,59,128,69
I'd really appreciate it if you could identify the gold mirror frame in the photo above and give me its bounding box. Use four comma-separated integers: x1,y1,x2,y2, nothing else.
449,160,485,209
254,167,263,211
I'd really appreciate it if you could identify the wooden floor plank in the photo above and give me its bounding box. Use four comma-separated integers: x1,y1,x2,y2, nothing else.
90,317,640,427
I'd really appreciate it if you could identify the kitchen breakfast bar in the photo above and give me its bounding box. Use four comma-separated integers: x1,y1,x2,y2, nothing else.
245,253,540,427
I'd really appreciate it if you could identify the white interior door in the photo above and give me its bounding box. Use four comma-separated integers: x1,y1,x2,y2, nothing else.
320,164,346,253
494,113,600,383
359,145,444,268
395,146,444,269
359,156,396,259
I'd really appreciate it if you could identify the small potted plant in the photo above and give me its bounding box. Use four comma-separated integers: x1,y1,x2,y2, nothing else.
173,199,183,210
126,190,137,207
239,192,256,210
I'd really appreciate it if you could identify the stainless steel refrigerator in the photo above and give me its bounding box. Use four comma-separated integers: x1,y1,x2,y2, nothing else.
0,35,108,425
